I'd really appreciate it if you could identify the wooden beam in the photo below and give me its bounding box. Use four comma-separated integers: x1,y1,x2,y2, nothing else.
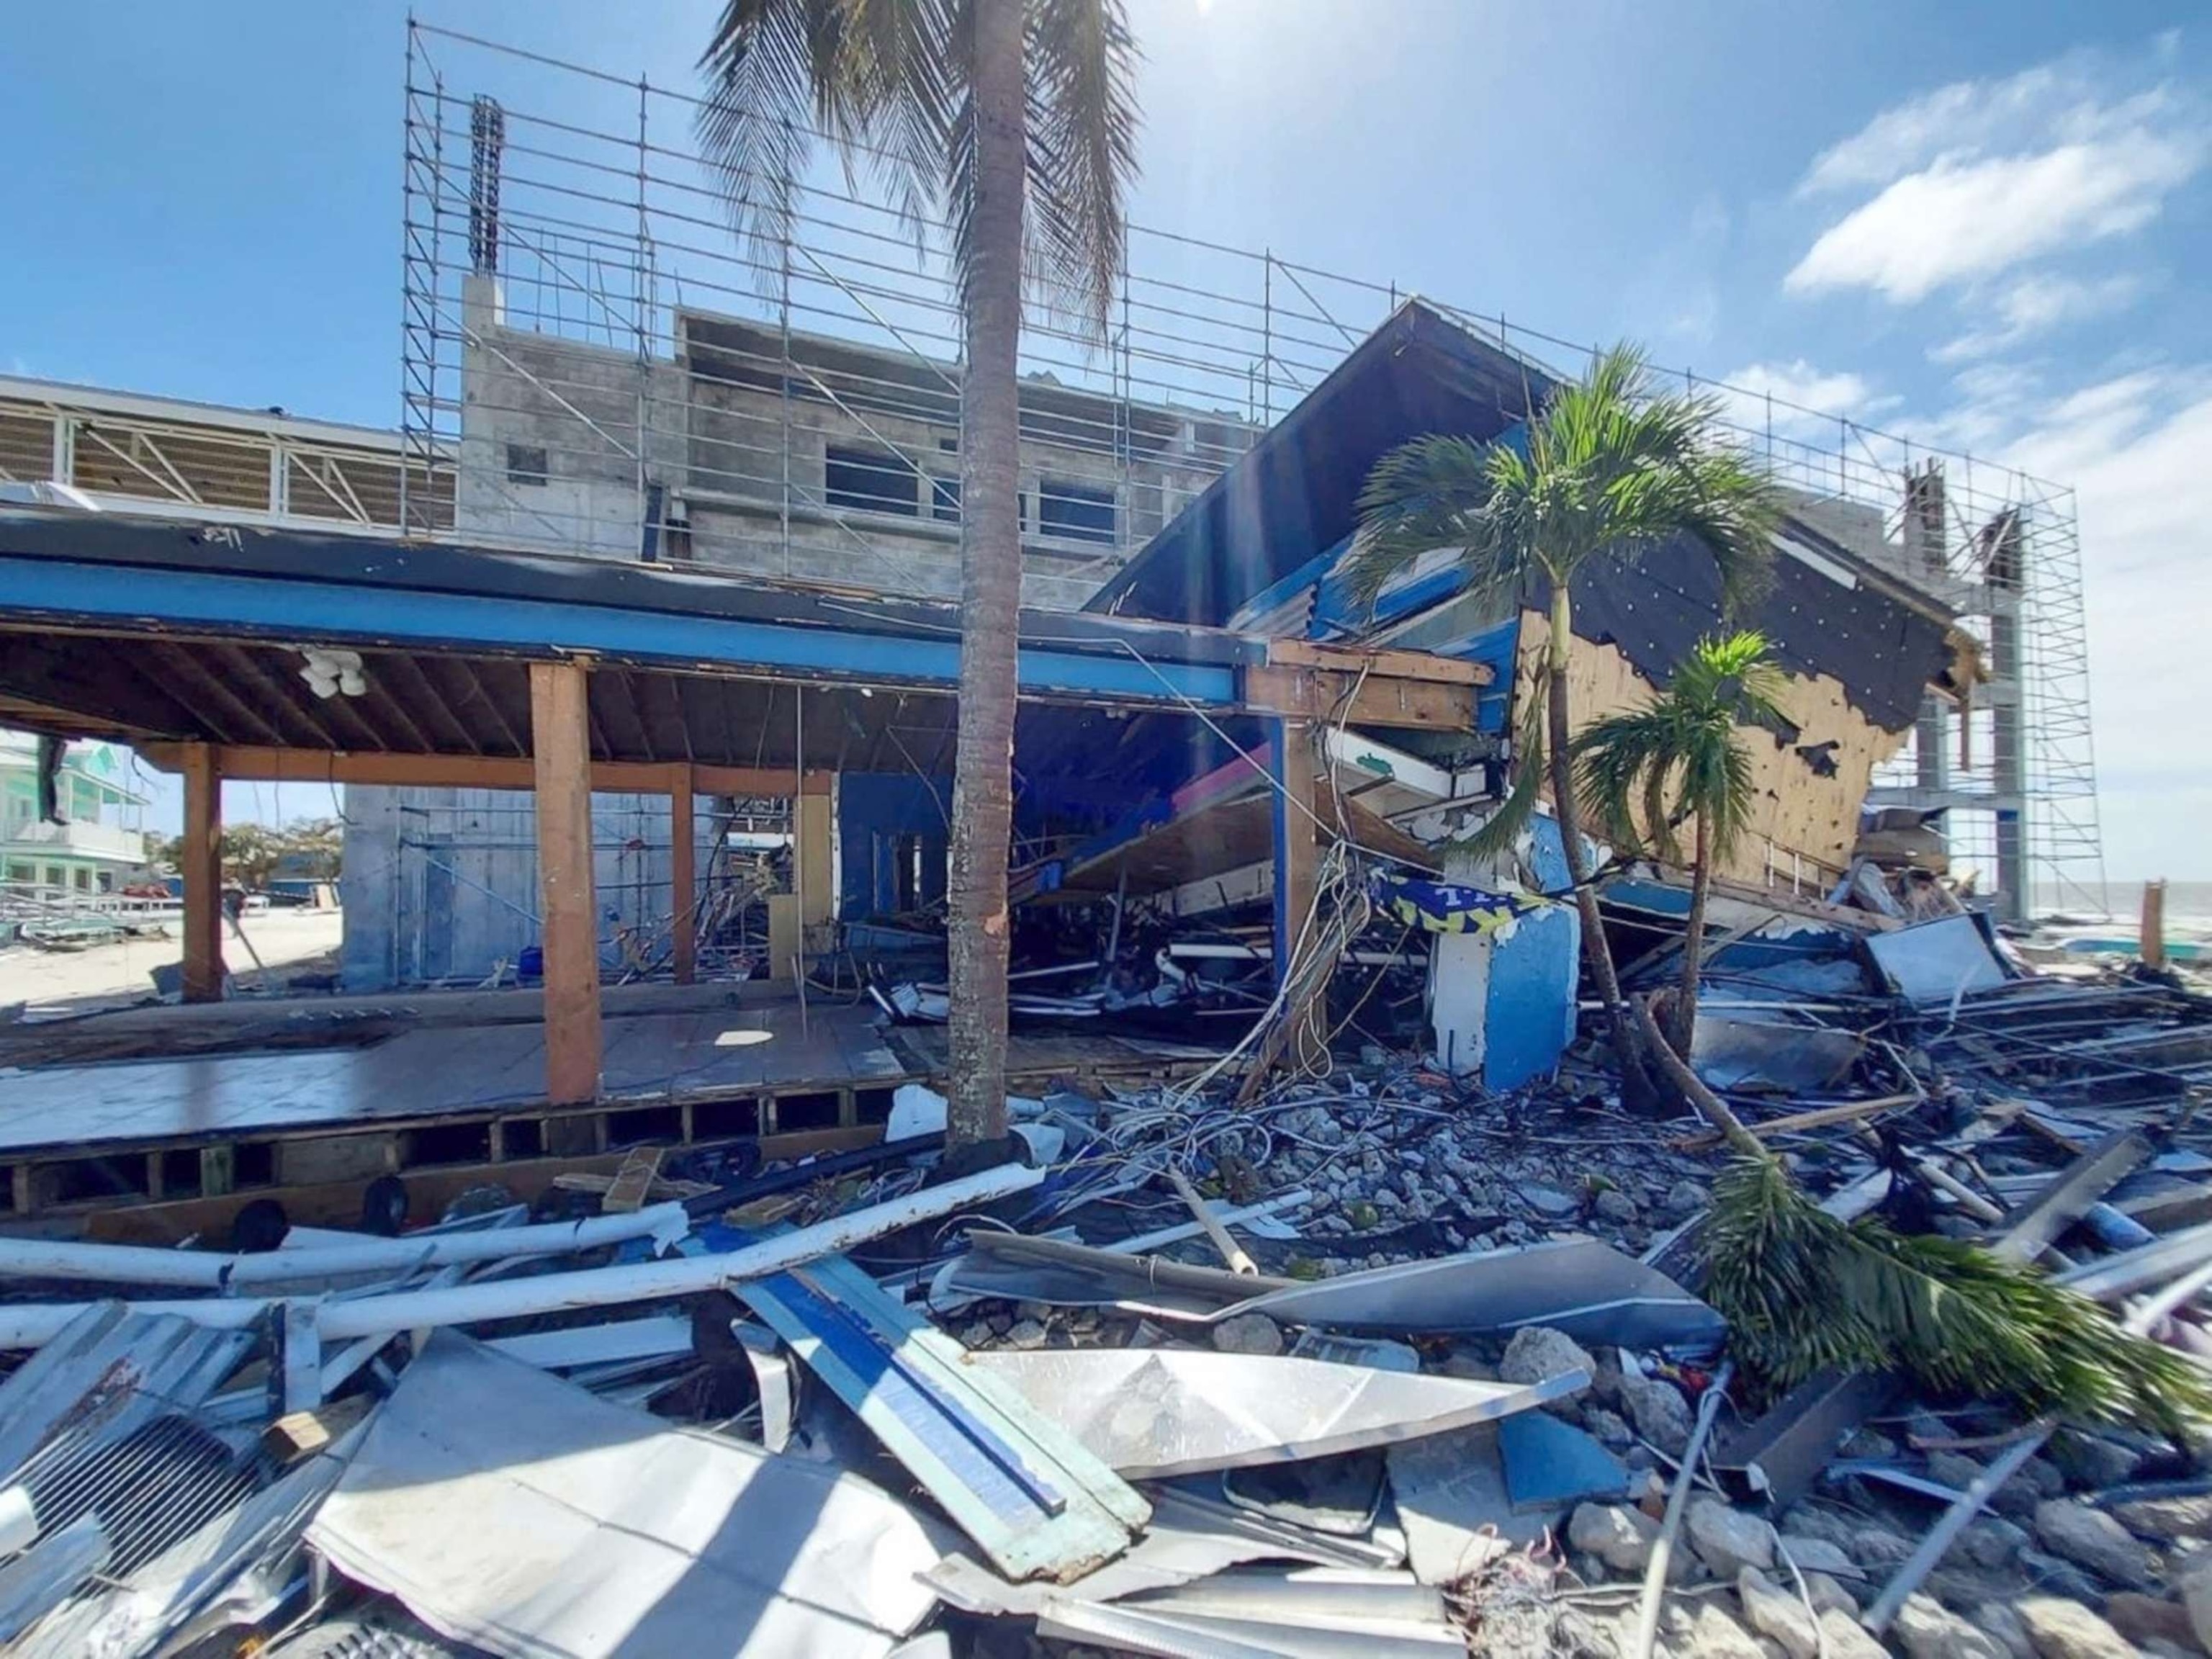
1270,716,1325,1054
1244,663,1478,732
530,660,603,1107
1266,638,1493,685
135,742,829,797
670,763,697,985
180,742,225,1003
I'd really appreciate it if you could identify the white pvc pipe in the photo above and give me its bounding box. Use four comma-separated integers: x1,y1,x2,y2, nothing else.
0,1164,1041,1349
0,1204,691,1292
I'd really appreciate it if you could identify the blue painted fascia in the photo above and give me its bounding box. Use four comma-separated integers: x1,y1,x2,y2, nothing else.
0,556,1239,707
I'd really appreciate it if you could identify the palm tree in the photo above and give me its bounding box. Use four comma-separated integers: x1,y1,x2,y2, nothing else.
1575,631,1786,1053
1344,346,1782,1089
698,0,1139,1146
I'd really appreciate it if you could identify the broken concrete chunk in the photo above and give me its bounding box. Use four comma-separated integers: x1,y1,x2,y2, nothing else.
1688,1496,1776,1578
1498,1325,1595,1388
2015,1595,2141,1659
1568,1502,1658,1574
1619,1370,1693,1457
1625,1598,1766,1659
1208,1313,1282,1356
1736,1565,1817,1659
2182,1552,2212,1654
1893,1593,2011,1659
2034,1497,2158,1589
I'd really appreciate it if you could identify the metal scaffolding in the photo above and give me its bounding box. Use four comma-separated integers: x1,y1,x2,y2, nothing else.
397,19,2104,920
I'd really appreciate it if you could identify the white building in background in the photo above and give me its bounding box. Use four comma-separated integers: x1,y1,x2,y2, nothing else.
0,732,150,902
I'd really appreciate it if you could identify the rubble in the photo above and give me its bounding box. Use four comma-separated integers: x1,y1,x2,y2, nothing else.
0,818,2203,1659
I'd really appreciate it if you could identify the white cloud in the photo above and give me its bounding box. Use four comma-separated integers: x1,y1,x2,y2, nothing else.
1786,132,2198,302
1711,359,1887,437
1930,272,2144,361
1786,48,2206,305
1799,63,2067,195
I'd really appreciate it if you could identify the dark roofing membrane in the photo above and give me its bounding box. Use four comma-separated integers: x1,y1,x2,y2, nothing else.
1093,300,1954,734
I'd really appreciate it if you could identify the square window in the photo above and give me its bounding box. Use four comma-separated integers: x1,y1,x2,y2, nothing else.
506,443,549,486
929,476,961,522
1038,479,1116,545
824,447,919,516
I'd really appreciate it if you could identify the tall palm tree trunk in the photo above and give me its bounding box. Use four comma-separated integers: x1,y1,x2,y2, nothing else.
1673,813,1711,1056
943,0,1026,1147
1542,585,1643,1087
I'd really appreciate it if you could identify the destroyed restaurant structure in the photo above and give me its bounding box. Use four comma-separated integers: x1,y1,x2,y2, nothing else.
0,22,2203,1659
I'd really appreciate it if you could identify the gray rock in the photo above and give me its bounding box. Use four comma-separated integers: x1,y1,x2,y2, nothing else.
2015,1595,2139,1659
1593,1187,1640,1225
1928,1449,1987,1491
2036,1497,2158,1589
1978,1600,2041,1659
1737,1566,1817,1659
1663,1179,1706,1218
2142,1639,2199,1659
2019,1548,2110,1606
1586,1406,1635,1448
1630,1599,1768,1659
1804,1571,1858,1615
1846,1525,1918,1572
1817,1609,1890,1659
1776,1534,1862,1580
1210,1312,1283,1356
1523,1184,1580,1218
2182,1551,2212,1653
2023,1457,2071,1498
1838,1426,1900,1461
1951,1515,2031,1572
2103,1591,2198,1652
2116,1493,2212,1542
1894,1593,2011,1659
2050,1429,2144,1491
1776,1506,1862,1554
1620,1372,1694,1457
1002,1318,1048,1349
1569,1503,1659,1574
1498,1325,1596,1388
1688,1496,1776,1577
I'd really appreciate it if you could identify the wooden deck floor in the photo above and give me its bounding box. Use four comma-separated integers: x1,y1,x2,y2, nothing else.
0,992,1223,1218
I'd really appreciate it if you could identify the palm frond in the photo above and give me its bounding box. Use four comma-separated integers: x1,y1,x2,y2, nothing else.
1573,705,1679,861
1019,0,1140,337
1702,1156,2212,1434
1343,435,1527,615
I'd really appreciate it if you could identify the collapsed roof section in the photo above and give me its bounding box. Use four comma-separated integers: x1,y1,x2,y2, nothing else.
1091,299,1967,741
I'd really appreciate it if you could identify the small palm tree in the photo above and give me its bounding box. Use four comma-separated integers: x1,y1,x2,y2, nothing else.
1345,346,1783,1087
1576,631,1787,1053
698,0,1139,1147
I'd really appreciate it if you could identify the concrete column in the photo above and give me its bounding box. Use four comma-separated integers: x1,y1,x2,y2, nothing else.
180,742,225,1002
530,660,602,1105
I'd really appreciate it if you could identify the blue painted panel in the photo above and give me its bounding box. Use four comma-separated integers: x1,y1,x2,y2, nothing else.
0,557,1238,706
1526,814,1575,895
1483,903,1578,1091
837,773,950,915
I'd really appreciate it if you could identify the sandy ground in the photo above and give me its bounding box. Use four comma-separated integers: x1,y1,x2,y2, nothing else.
0,908,346,1013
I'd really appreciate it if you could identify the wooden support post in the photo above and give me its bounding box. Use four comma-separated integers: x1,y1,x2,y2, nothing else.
530,660,603,1107
2142,878,2168,970
1268,717,1326,1058
670,763,696,985
181,742,225,1002
795,789,833,933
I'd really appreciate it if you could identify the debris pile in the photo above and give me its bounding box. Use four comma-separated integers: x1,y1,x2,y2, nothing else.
0,908,2208,1656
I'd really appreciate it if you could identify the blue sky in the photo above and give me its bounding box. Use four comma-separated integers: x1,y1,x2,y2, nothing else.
3,1,2206,880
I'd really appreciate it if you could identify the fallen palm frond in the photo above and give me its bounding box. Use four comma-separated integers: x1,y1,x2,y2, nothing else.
1633,997,2212,1434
